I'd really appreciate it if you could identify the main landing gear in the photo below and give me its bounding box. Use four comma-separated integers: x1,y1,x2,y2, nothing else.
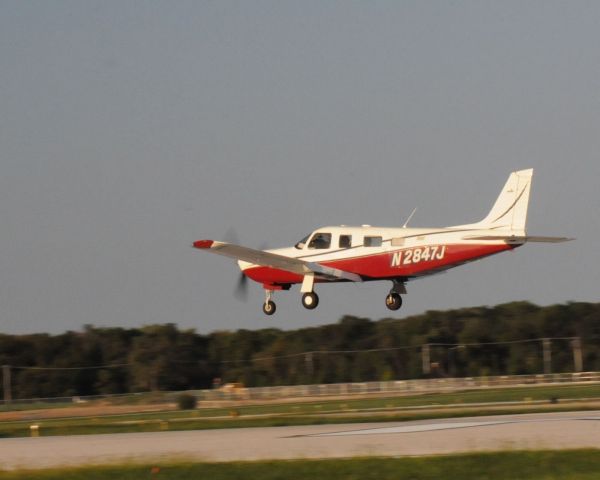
300,273,319,310
385,292,402,311
301,292,319,309
385,280,406,311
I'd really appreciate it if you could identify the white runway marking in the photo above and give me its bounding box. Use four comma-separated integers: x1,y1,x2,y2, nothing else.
312,420,513,436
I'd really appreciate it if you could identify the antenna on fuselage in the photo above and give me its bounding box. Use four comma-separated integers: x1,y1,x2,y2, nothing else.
402,207,417,228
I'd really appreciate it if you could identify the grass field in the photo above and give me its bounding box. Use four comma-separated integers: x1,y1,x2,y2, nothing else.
2,383,600,438
2,450,600,479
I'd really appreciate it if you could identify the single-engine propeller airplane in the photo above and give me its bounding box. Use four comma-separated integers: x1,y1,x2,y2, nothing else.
193,169,572,315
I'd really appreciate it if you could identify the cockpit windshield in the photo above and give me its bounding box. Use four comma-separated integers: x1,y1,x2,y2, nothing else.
294,233,311,250
308,232,331,249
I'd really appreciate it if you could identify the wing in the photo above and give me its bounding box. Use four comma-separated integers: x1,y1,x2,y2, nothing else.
193,240,362,282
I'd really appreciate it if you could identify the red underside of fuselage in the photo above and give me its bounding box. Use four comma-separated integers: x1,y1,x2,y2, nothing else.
243,243,516,288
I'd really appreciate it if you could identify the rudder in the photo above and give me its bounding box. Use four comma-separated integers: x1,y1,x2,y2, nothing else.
476,168,533,233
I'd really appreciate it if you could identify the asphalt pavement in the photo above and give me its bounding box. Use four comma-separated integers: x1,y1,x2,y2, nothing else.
1,410,600,470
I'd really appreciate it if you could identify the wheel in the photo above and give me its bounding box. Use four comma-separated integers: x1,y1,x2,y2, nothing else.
262,300,276,315
385,292,402,311
301,292,319,310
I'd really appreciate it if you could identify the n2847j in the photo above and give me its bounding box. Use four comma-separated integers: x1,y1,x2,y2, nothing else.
391,245,446,267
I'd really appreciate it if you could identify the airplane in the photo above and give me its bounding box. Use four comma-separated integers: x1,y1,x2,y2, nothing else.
193,169,572,315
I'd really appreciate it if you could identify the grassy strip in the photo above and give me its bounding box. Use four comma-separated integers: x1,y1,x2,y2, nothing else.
3,383,600,416
3,383,600,438
2,450,600,479
3,383,599,422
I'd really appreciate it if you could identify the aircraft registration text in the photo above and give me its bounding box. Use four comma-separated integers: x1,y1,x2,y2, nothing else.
391,245,446,267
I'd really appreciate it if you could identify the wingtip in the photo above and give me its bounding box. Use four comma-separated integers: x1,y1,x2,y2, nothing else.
193,240,214,249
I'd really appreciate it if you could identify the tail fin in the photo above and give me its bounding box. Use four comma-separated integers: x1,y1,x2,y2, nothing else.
474,168,533,233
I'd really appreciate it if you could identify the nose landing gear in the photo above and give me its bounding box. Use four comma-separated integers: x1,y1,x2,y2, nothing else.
263,290,276,315
263,300,276,315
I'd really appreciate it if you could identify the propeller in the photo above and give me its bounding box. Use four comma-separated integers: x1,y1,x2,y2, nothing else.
234,271,249,302
223,227,269,302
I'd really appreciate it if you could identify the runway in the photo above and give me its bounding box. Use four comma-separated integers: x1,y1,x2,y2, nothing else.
2,410,600,470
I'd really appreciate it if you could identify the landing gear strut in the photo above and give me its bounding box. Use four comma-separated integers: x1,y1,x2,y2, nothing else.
302,292,319,310
263,290,276,315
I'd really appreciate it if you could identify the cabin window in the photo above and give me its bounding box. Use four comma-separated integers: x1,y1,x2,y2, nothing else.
364,236,382,247
339,235,352,248
391,237,404,246
308,232,332,249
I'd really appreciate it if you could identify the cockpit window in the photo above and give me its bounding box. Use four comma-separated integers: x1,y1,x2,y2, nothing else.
294,234,311,250
308,232,332,249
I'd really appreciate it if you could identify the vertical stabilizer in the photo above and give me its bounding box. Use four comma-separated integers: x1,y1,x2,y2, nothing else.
475,169,533,233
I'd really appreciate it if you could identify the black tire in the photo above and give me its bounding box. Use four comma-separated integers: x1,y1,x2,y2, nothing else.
301,292,319,310
262,300,276,315
385,292,402,311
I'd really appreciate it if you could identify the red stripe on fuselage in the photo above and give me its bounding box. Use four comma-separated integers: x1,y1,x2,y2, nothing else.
242,243,516,286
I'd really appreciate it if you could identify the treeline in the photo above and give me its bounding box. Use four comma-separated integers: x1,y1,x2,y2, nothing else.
1,301,600,399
